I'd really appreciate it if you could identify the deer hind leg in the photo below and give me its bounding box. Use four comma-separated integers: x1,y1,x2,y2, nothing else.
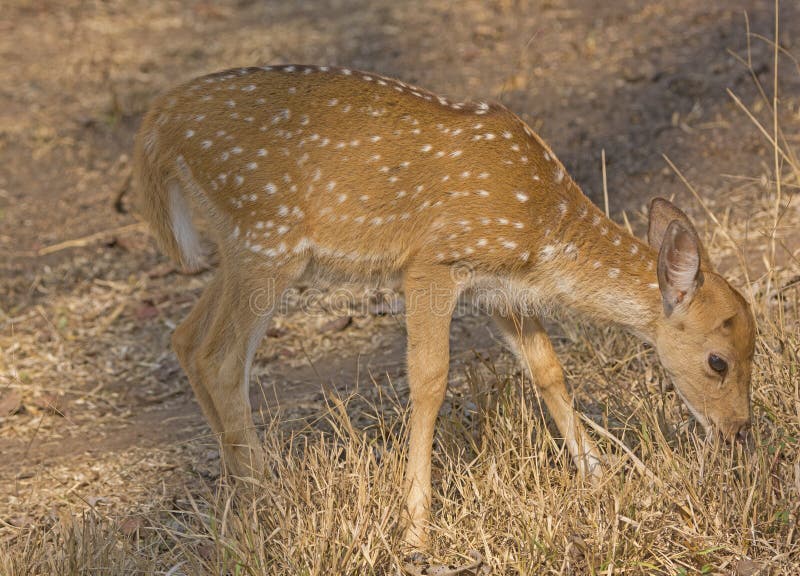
402,263,458,549
173,260,298,478
173,272,225,435
492,312,603,482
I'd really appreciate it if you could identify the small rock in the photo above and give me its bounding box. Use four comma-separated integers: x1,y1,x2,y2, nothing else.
622,60,658,83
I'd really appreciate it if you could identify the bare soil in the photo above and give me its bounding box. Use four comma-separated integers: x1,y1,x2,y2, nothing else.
1,0,798,556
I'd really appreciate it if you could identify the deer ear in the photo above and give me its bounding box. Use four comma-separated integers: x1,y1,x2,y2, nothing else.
657,219,704,316
648,197,712,270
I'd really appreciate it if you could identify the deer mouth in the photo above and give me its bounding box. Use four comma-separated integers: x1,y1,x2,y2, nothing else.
673,385,712,434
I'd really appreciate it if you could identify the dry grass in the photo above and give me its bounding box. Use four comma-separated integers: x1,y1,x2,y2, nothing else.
2,9,799,576
1,211,797,576
0,303,797,575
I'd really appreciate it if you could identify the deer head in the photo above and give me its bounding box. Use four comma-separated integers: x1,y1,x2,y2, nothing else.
648,198,755,441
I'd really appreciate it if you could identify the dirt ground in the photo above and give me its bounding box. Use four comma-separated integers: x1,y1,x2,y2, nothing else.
1,0,799,558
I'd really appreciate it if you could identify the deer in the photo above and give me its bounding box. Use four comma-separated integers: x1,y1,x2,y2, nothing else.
133,64,756,549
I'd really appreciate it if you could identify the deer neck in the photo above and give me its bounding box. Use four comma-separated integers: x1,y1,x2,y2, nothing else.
525,191,662,343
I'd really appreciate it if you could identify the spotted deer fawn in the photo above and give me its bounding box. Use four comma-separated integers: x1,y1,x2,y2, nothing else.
134,65,755,548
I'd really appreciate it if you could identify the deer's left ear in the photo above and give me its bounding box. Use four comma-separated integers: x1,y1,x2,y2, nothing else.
648,197,712,271
657,219,704,316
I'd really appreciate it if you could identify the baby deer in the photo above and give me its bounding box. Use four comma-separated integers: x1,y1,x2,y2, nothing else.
134,65,755,548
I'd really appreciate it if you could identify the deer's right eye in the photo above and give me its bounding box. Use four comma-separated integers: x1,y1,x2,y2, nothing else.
708,353,728,375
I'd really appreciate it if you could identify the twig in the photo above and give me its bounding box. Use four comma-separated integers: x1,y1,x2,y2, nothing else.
497,30,539,103
727,88,793,168
769,0,783,327
3,380,122,410
602,148,609,217
38,222,147,255
580,414,664,489
621,210,634,236
661,154,753,301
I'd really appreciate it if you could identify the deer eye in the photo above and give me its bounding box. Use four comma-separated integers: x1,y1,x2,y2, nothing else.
708,353,728,375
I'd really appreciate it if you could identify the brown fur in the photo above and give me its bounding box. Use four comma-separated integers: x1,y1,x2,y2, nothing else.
133,65,755,548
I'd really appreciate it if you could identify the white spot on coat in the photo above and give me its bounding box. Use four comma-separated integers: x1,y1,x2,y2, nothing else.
540,244,557,262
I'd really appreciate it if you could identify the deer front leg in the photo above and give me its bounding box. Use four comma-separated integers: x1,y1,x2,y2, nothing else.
492,312,603,482
403,264,458,549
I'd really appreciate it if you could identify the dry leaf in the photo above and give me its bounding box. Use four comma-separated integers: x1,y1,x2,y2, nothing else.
736,558,765,576
135,302,160,321
0,390,23,416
